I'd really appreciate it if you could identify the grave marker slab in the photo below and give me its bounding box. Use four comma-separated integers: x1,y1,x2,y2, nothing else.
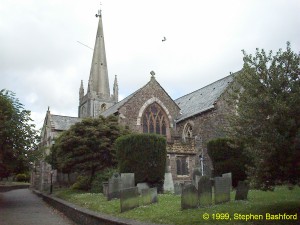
141,187,158,205
107,173,121,200
121,173,135,189
235,181,249,200
222,172,232,190
137,182,149,194
163,173,174,193
198,176,212,206
120,187,139,213
192,168,202,186
174,183,183,195
181,184,198,210
214,176,231,204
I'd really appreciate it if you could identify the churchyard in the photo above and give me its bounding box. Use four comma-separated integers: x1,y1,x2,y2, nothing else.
54,173,300,225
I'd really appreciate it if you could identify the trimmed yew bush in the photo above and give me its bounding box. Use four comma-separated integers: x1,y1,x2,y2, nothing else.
115,133,166,191
207,138,250,187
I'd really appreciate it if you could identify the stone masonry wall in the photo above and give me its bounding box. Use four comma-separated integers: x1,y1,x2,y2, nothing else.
118,77,180,141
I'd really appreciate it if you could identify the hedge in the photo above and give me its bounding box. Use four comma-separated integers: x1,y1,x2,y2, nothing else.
115,133,166,191
207,138,249,187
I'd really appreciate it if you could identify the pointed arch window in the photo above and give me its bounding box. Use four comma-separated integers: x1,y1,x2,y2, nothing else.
182,123,193,142
142,102,167,135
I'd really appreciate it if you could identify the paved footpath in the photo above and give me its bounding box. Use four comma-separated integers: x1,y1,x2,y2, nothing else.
0,189,77,225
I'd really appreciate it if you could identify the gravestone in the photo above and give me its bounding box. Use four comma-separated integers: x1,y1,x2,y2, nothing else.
121,173,135,189
120,187,139,213
192,168,202,186
222,172,232,190
141,187,158,205
102,182,108,197
163,173,174,193
181,184,198,210
174,183,183,195
107,173,122,200
235,181,249,200
195,175,201,190
137,182,149,194
214,176,231,204
198,176,212,206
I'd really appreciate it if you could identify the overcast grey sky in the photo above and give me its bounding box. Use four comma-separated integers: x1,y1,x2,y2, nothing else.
1,0,300,130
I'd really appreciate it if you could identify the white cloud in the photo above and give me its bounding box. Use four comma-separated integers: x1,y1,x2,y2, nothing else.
1,0,299,130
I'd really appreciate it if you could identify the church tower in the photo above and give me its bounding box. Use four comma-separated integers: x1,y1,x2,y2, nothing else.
79,10,118,118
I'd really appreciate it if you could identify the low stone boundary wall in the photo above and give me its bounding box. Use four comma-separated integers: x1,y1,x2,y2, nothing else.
32,190,162,225
0,184,30,192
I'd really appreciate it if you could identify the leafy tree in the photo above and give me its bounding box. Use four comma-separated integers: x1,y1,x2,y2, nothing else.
0,90,38,178
228,42,300,190
51,115,129,188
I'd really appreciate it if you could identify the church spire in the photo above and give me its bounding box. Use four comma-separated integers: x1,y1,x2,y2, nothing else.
87,9,110,98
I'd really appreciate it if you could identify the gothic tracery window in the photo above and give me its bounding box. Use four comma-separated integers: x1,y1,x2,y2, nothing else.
142,102,167,136
182,123,193,142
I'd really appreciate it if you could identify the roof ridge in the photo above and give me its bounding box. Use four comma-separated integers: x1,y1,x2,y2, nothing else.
51,114,79,119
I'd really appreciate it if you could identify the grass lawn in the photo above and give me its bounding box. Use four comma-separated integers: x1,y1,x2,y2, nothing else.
54,186,300,225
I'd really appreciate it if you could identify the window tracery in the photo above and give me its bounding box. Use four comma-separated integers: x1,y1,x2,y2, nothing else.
142,102,167,136
182,123,193,142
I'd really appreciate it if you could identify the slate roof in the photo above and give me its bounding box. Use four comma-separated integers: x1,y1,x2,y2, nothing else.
51,115,82,131
175,74,235,122
101,90,140,117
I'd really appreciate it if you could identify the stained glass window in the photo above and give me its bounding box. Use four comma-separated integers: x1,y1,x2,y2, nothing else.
142,102,167,136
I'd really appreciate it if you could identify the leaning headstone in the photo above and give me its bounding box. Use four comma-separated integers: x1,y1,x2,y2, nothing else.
137,182,149,194
120,187,139,213
174,183,183,195
181,184,198,210
235,181,249,200
222,172,232,190
198,176,212,206
107,173,122,200
121,173,135,189
214,176,231,204
163,173,174,193
141,187,158,205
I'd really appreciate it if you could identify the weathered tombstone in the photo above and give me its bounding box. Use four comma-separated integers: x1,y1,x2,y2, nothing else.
121,173,135,189
192,168,202,186
235,181,249,200
174,183,183,195
163,173,174,193
181,184,198,210
120,187,139,212
137,182,149,194
102,182,108,197
222,172,232,190
198,176,212,206
141,187,158,205
107,173,122,200
214,176,231,204
194,175,201,190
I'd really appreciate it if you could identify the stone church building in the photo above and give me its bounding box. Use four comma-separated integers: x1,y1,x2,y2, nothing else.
33,10,235,191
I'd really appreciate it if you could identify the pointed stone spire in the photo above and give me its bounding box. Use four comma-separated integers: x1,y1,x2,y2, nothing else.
87,9,110,99
79,80,84,100
113,75,118,102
